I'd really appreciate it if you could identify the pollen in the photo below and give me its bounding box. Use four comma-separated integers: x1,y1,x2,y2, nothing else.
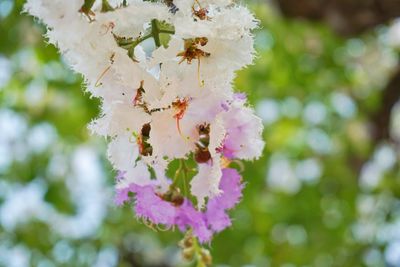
172,98,190,137
192,0,210,21
177,38,210,87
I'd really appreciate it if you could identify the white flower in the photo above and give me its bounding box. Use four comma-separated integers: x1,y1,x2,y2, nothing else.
107,134,139,172
217,99,265,160
26,0,264,209
96,1,171,38
89,104,150,137
190,161,222,208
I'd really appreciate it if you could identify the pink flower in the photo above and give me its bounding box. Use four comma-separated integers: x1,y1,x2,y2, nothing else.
205,168,244,232
115,168,244,243
175,200,213,243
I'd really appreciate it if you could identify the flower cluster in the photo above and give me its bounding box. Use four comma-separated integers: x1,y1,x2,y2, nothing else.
25,0,264,245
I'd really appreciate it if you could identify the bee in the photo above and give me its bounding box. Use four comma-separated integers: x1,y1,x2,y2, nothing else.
195,148,211,163
137,123,153,156
194,123,211,163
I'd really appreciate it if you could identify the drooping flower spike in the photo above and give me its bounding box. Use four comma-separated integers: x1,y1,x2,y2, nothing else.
25,0,264,265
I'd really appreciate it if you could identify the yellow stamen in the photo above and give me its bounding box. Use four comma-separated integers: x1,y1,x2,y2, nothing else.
156,224,172,231
95,65,111,87
231,159,245,172
142,218,157,231
194,0,202,8
220,156,231,168
95,53,114,87
175,117,191,142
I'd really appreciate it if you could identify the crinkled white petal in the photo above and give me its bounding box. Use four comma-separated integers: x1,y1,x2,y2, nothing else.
219,105,265,160
173,6,257,40
151,36,254,86
148,109,196,159
96,1,171,38
209,115,226,157
141,155,171,192
89,104,151,136
116,160,152,189
190,160,222,208
107,134,139,171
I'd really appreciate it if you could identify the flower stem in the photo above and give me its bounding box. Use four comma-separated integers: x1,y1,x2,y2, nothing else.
81,0,96,14
114,19,175,56
134,34,153,46
180,230,212,267
193,238,204,267
101,0,114,12
169,159,190,199
159,29,176,35
172,160,183,185
181,160,189,196
151,19,162,48
193,235,212,267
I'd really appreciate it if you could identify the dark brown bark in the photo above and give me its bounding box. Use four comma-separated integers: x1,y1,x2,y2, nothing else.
371,66,400,143
276,0,400,36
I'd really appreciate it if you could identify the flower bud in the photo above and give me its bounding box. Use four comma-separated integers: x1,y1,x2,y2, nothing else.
200,248,212,266
182,247,195,261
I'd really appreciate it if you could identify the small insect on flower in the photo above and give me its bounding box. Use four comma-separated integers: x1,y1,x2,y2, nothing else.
172,98,190,137
194,123,211,163
137,123,153,156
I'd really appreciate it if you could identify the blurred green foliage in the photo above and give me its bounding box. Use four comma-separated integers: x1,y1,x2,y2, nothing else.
1,1,400,267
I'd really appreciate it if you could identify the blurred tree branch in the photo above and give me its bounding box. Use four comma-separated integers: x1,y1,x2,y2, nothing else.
275,0,400,149
371,64,400,143
275,0,400,36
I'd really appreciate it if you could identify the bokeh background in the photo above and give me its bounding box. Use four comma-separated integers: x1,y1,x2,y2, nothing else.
1,0,400,266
